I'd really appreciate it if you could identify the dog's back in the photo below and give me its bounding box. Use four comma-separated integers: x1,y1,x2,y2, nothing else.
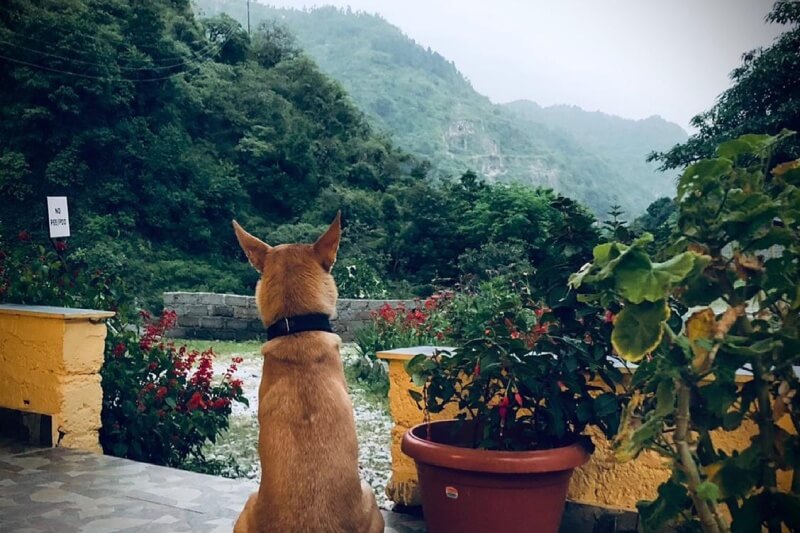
232,214,384,533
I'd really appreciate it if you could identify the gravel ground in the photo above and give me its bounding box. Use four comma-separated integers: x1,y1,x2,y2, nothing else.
201,342,394,509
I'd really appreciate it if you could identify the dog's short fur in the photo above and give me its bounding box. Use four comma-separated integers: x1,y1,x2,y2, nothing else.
232,213,384,533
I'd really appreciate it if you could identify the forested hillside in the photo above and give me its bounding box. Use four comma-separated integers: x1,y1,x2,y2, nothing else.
0,0,605,306
0,0,415,305
196,1,687,215
504,101,688,201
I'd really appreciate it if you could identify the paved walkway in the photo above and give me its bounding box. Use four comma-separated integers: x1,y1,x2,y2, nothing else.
0,443,425,532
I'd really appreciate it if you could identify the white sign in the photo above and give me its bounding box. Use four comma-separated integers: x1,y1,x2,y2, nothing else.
47,196,70,238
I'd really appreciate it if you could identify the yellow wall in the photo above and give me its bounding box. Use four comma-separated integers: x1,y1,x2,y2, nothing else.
0,304,113,452
378,347,771,511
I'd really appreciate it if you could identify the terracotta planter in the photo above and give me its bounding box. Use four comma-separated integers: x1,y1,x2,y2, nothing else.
401,420,590,533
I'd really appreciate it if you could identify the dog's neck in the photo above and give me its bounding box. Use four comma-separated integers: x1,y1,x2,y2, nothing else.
266,313,333,341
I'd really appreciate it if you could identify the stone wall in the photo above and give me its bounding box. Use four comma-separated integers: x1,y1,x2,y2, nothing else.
163,292,416,341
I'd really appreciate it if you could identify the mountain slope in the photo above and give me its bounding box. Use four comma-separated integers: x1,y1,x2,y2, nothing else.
504,100,688,203
197,1,687,215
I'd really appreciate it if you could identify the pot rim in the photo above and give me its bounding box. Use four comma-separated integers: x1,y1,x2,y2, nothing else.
401,420,591,474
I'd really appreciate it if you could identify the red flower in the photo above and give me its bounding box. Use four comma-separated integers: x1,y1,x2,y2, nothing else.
498,396,510,420
510,330,521,340
230,379,243,393
155,386,168,401
113,343,126,357
377,303,397,323
533,322,550,335
17,230,31,242
514,392,524,406
211,398,230,410
148,362,158,371
187,392,206,411
604,310,616,324
54,240,68,251
406,309,426,327
473,361,481,377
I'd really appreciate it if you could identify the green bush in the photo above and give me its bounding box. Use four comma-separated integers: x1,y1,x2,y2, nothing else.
333,253,388,298
101,310,248,467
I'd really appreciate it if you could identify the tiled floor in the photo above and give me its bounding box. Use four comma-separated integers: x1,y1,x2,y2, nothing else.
0,443,425,532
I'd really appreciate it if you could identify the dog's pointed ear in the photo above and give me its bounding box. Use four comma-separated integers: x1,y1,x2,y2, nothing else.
313,211,341,272
232,220,271,273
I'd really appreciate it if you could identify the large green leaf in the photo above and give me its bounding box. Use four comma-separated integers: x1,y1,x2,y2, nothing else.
568,234,653,289
654,379,676,418
613,251,698,304
716,133,778,160
611,300,670,362
637,478,691,532
678,158,732,201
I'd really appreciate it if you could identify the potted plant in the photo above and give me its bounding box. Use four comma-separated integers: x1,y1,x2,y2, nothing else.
403,275,623,533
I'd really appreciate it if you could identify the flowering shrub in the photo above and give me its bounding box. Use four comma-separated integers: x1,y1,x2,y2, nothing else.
351,294,453,393
0,232,119,311
406,275,622,451
101,309,248,467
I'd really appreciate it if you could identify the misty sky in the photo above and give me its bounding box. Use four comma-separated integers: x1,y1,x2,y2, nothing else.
258,0,785,130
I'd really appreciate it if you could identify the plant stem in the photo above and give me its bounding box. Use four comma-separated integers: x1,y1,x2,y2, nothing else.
752,356,781,533
674,380,727,533
733,312,781,533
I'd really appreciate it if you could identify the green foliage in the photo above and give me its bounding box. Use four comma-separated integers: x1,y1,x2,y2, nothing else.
650,1,800,170
332,254,388,299
0,233,129,317
632,197,678,257
405,275,622,451
571,132,800,532
0,0,413,307
390,175,600,297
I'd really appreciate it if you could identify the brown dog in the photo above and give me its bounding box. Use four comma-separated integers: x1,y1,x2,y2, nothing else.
232,213,384,533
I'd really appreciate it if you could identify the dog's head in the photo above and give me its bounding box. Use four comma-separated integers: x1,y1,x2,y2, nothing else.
232,212,341,326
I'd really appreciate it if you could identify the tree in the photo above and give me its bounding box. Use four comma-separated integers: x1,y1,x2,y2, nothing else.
650,1,800,170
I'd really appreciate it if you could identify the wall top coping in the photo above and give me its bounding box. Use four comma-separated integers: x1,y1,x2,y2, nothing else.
377,346,456,362
0,304,115,321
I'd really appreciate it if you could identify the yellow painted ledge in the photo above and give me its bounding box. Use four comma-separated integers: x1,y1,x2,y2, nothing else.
377,346,768,511
0,304,114,453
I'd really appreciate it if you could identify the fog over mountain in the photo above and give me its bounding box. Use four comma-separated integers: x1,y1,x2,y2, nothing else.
199,0,699,214
250,0,784,131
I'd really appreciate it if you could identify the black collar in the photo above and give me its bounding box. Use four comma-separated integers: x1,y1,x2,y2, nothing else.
266,313,334,340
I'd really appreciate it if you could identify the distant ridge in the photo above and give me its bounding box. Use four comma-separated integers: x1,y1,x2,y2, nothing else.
198,1,688,215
